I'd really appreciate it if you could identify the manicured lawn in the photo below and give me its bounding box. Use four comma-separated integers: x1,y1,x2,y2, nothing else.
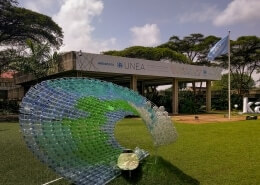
0,123,69,185
0,119,259,185
114,119,260,185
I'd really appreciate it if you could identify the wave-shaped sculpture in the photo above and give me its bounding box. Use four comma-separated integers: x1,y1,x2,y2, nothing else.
19,78,178,185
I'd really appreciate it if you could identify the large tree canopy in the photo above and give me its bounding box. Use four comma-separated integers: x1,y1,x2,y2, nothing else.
0,0,63,49
216,36,260,95
0,0,63,73
103,46,190,63
158,33,220,65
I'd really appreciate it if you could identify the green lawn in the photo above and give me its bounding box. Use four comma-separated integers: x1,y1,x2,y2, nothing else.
0,119,259,185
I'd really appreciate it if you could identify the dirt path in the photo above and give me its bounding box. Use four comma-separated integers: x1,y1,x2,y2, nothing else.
172,114,246,124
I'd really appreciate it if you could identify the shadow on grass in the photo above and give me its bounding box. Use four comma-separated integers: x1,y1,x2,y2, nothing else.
109,156,199,185
120,162,144,184
0,129,9,132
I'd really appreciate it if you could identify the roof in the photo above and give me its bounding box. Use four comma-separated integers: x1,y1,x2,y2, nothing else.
0,71,16,79
14,51,223,85
76,52,222,81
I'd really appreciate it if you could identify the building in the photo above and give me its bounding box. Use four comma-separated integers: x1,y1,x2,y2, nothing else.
12,51,222,114
0,71,23,101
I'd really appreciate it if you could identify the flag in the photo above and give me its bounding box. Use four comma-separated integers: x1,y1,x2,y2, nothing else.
207,35,228,61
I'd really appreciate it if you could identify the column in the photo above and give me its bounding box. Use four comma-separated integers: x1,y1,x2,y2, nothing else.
192,81,196,93
130,75,137,91
141,81,145,95
206,80,211,112
172,78,179,114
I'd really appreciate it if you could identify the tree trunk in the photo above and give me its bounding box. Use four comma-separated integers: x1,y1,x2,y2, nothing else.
192,82,196,95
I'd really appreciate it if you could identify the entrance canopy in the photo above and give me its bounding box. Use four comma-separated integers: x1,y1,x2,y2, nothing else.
76,52,222,81
15,51,222,86
14,51,223,114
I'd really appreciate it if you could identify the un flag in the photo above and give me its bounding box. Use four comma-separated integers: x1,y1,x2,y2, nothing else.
207,35,228,61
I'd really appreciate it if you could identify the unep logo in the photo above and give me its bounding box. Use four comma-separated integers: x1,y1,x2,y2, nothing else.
117,61,145,70
117,62,123,68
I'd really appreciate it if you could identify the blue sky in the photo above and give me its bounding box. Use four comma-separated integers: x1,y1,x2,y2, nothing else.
18,0,260,53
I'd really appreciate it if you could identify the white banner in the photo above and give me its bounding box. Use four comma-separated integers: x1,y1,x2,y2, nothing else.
76,53,222,80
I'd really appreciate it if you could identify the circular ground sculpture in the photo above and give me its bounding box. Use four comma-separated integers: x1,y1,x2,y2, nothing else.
19,78,178,185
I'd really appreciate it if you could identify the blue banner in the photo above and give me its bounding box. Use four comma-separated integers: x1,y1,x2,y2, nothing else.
207,35,228,61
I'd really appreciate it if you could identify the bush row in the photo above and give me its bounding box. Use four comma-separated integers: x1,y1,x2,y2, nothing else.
145,90,244,114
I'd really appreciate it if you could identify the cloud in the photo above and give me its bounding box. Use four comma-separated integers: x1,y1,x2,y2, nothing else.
53,0,118,53
214,0,260,26
22,0,63,14
179,5,219,23
130,24,161,46
22,0,118,53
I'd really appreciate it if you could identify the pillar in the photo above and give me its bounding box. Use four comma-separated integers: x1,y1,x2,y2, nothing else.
192,81,196,93
130,75,137,91
141,81,145,95
206,80,211,112
172,78,179,114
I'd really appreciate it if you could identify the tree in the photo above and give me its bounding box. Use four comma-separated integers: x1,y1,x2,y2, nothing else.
103,46,190,63
217,36,260,95
0,0,63,72
0,0,63,48
212,73,255,94
158,33,220,65
10,40,62,79
175,33,205,62
0,48,20,71
211,73,254,110
159,34,220,94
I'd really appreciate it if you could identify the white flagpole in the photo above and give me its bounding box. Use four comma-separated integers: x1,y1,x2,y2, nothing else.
228,31,231,120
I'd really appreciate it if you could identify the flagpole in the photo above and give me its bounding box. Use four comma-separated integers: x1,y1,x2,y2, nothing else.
228,31,231,120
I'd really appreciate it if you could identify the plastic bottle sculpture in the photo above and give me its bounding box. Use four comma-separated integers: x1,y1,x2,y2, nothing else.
20,78,178,185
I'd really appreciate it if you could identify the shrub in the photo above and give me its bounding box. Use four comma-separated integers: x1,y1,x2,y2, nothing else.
0,100,19,114
178,91,204,114
212,90,243,110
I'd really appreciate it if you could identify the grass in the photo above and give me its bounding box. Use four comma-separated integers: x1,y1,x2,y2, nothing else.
113,118,260,185
0,118,260,185
0,123,70,185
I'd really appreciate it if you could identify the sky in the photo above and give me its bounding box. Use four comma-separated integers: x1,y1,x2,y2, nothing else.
18,0,259,85
18,0,260,53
